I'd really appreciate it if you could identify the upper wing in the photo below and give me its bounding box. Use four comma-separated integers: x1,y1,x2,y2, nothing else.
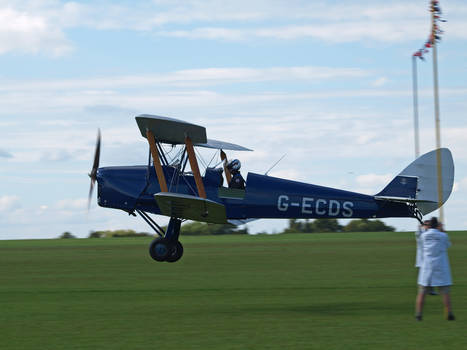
195,139,252,151
136,114,207,144
135,114,252,151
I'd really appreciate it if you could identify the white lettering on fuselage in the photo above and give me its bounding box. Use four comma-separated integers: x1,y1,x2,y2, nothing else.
277,195,354,217
342,201,354,217
315,199,327,215
277,195,289,211
302,197,314,214
329,199,340,216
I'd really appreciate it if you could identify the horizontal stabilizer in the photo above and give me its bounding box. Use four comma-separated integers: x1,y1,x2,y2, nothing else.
376,175,418,199
155,192,227,224
374,196,434,204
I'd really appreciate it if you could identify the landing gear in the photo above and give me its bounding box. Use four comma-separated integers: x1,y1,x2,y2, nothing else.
166,241,184,263
137,211,184,263
148,238,184,262
149,237,170,261
408,203,423,224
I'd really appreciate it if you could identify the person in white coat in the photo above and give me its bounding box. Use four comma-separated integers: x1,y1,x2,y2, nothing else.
415,220,438,295
415,221,428,268
415,217,455,321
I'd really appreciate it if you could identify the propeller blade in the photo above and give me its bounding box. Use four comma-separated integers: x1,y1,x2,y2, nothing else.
88,180,95,210
88,129,101,210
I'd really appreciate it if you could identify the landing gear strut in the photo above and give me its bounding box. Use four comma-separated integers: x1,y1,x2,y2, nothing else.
408,203,423,224
137,211,184,263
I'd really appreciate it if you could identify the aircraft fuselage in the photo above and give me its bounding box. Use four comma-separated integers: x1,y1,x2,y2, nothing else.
96,165,410,221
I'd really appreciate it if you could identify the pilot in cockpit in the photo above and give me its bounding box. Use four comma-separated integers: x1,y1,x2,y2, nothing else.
226,159,245,190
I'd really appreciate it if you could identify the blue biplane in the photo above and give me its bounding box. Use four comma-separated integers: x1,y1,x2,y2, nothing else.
88,115,454,262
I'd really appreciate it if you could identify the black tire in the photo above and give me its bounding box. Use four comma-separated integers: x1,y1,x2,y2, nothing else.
149,237,170,262
166,241,184,263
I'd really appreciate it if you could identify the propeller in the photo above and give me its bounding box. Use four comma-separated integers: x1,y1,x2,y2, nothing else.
88,129,101,210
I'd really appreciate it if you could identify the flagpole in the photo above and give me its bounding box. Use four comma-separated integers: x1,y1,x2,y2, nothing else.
412,55,421,233
431,2,444,224
412,56,420,158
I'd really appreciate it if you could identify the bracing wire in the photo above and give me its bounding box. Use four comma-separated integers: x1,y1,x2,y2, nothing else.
194,147,208,170
212,160,224,168
162,144,175,157
206,150,218,169
167,145,184,165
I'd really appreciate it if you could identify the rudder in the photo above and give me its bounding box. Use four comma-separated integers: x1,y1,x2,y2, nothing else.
375,148,454,215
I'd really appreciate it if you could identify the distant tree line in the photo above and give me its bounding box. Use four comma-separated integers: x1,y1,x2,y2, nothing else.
88,229,152,238
58,230,152,239
59,231,76,239
283,218,395,233
58,219,394,239
180,222,248,235
86,224,247,238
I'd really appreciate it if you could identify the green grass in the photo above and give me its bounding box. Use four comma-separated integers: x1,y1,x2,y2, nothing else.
1,232,466,349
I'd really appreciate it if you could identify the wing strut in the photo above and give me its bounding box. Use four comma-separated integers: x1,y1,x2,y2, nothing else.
185,136,207,198
220,150,232,185
146,129,168,192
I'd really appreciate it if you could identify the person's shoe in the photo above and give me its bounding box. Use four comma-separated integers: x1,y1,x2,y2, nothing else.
415,315,422,321
447,313,455,321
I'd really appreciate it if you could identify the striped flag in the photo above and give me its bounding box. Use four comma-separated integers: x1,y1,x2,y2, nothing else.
413,1,445,60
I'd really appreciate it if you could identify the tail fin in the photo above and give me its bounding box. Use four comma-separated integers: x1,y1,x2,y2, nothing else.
375,148,454,215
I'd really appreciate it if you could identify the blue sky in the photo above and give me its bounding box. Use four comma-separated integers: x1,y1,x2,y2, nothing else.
1,0,466,239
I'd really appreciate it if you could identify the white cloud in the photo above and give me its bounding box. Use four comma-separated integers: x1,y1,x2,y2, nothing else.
2,0,466,56
147,2,467,42
4,127,95,163
355,174,393,190
42,1,422,30
39,149,79,162
159,27,246,41
0,7,71,55
0,149,12,158
2,84,466,125
0,66,369,92
267,169,306,182
56,198,87,211
371,77,388,87
457,177,467,190
0,195,21,211
50,1,438,34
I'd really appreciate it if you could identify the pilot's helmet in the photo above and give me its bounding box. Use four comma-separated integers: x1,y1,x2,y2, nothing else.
227,159,241,171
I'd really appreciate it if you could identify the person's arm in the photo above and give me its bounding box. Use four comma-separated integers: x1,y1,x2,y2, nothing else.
446,234,452,249
415,227,422,238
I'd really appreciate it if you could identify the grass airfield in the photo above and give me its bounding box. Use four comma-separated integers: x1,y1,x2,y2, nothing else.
1,232,466,349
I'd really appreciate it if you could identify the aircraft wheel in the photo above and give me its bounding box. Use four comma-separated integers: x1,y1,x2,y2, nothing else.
149,237,170,262
166,241,184,263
